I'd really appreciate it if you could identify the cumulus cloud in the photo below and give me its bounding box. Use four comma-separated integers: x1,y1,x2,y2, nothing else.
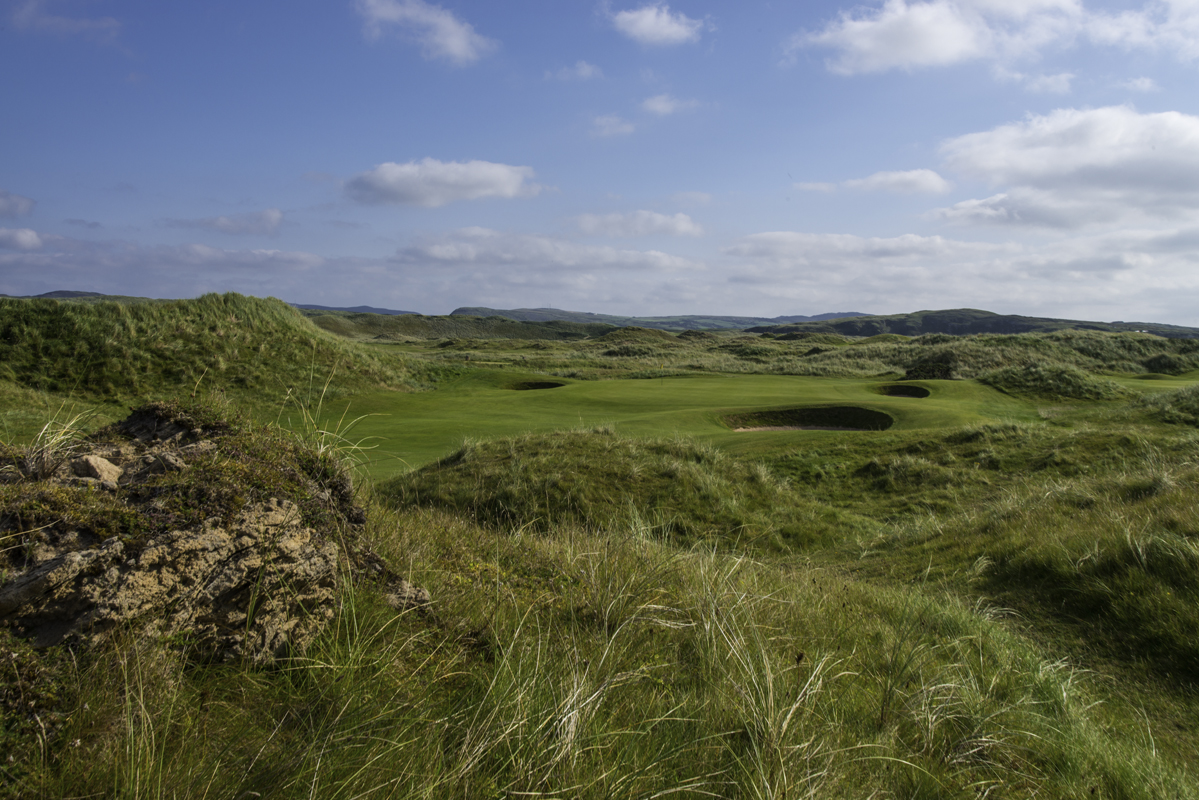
612,3,707,45
592,115,636,137
935,105,1199,228
355,0,496,65
345,159,542,207
165,209,284,236
574,210,704,237
641,93,700,115
547,60,603,80
395,226,698,272
0,228,43,250
11,0,120,42
844,168,953,193
791,0,1199,75
0,190,35,218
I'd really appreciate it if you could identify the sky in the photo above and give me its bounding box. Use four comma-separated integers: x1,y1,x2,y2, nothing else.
4,1,1199,323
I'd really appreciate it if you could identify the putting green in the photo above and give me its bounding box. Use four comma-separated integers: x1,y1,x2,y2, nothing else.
317,369,1036,478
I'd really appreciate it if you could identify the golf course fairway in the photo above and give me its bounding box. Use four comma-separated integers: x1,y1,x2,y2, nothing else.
327,370,1037,478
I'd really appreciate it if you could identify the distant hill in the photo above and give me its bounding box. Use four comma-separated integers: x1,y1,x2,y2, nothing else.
306,311,615,341
0,290,107,299
292,303,419,316
748,308,1199,339
450,306,869,331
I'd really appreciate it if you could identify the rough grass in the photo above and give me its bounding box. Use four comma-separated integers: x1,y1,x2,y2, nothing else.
306,310,615,341
8,499,1194,799
979,362,1132,399
378,429,876,551
8,310,1199,798
370,324,1199,384
1141,384,1199,426
0,293,414,401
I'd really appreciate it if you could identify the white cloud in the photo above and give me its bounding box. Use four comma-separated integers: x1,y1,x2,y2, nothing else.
1119,76,1161,92
592,115,636,137
641,93,700,115
574,210,704,237
11,0,120,42
716,226,1199,323
165,209,284,236
7,225,1199,324
936,105,1199,228
612,3,706,45
791,0,1199,75
0,228,43,250
355,0,496,65
0,190,35,218
547,60,603,80
345,159,542,207
395,227,698,271
844,168,953,193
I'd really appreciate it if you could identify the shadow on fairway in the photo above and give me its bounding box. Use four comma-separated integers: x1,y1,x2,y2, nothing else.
509,380,567,391
724,406,895,431
874,383,931,398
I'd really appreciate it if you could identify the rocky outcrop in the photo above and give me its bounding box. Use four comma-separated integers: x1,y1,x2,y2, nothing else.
0,402,428,663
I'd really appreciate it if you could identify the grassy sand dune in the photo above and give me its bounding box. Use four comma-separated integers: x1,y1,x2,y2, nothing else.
5,296,1199,798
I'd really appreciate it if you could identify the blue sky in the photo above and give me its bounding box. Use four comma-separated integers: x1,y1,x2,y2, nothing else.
4,0,1199,323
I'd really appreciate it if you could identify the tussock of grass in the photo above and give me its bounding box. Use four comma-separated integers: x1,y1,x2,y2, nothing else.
12,504,1193,798
378,430,873,550
1142,384,1199,426
980,362,1131,399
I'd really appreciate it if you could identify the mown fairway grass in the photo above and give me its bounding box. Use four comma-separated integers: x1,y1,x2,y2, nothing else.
337,371,1035,478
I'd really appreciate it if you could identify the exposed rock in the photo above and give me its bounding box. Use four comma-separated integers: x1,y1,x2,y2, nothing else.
1,402,428,664
0,499,337,661
71,454,123,484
